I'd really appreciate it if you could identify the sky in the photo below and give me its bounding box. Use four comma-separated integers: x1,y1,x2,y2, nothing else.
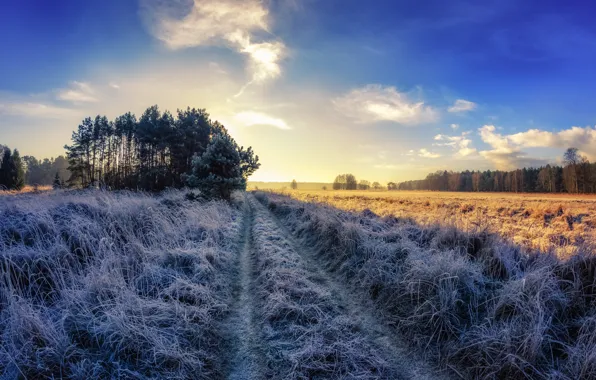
2,0,596,183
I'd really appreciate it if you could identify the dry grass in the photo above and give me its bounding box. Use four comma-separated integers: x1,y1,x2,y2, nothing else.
247,195,400,379
0,190,241,378
0,185,53,195
281,190,596,258
259,191,596,379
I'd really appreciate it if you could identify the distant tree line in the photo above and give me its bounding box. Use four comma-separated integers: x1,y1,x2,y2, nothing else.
23,155,69,186
64,105,259,196
332,174,385,190
396,148,596,194
0,146,25,190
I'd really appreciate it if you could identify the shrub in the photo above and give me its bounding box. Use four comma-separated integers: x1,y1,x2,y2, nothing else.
186,133,259,201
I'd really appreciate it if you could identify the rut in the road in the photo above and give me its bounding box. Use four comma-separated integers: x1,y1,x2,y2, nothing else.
248,194,456,380
248,194,407,379
225,194,453,379
256,196,456,380
225,197,264,379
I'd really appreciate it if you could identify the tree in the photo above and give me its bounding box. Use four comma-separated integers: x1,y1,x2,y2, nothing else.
563,147,580,193
291,179,298,190
23,155,70,186
333,174,346,190
12,150,25,190
53,172,62,189
358,180,370,190
333,174,357,190
372,181,382,190
0,148,11,189
186,132,260,200
387,182,397,190
345,174,358,190
0,148,25,191
64,105,255,192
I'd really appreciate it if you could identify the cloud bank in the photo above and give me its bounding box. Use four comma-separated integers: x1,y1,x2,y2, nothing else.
333,85,437,125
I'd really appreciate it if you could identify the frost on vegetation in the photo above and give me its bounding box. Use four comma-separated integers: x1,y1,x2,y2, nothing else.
258,191,596,379
248,196,399,379
0,190,240,379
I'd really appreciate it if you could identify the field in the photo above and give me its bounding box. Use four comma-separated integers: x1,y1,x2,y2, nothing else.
1,189,595,379
283,190,596,258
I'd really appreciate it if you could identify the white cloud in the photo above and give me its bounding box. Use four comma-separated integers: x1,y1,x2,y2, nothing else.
450,123,459,130
142,0,286,85
448,99,476,113
434,132,477,157
479,125,596,154
419,148,441,158
0,102,78,119
235,111,290,130
109,82,121,89
508,126,596,153
478,125,549,169
476,124,596,168
57,81,97,103
333,85,437,125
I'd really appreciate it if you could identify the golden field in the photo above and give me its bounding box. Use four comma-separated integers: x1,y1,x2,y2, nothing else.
280,190,596,257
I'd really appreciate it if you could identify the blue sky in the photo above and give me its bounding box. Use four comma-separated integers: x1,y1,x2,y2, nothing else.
2,0,596,182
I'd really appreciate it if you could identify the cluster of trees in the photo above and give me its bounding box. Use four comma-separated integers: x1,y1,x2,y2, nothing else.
356,180,382,190
65,105,259,197
332,174,384,190
396,148,596,194
0,146,25,190
22,155,69,186
332,174,358,190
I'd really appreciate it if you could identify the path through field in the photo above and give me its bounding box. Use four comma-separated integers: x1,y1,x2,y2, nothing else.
225,194,454,379
226,200,264,379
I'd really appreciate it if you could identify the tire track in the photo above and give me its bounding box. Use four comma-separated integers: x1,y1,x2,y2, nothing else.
225,196,264,380
257,196,456,380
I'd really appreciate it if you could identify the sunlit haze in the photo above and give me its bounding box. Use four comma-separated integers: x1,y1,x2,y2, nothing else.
3,0,596,183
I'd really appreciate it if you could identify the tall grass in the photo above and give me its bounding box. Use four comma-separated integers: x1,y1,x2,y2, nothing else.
247,195,401,379
258,191,596,379
282,190,596,257
0,190,241,378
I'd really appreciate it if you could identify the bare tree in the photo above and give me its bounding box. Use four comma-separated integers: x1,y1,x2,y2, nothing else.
563,147,580,193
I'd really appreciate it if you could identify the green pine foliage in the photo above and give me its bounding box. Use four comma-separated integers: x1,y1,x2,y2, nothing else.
64,106,239,191
53,172,62,189
0,147,25,191
186,132,260,200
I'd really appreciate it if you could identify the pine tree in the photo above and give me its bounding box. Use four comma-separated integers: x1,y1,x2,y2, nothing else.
12,149,25,190
53,172,62,189
186,133,260,200
0,148,10,189
0,148,25,190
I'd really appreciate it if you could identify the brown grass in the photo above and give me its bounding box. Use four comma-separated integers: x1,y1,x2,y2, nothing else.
0,185,53,195
279,190,596,258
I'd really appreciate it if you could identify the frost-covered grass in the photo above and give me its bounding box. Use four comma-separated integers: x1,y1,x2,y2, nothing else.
0,190,241,379
247,196,400,379
258,191,596,379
